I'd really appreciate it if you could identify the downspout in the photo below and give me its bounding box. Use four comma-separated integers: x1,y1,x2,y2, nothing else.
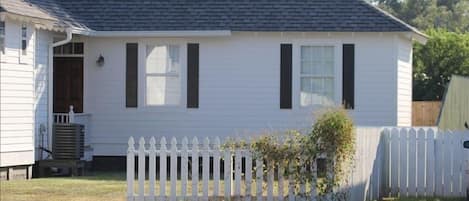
46,28,72,158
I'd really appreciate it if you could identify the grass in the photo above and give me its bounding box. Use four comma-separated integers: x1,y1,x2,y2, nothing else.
0,171,307,201
7,172,462,201
1,172,128,201
389,197,466,201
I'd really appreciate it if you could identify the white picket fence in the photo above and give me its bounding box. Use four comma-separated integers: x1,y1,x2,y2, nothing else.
126,127,469,201
127,136,322,201
383,127,469,197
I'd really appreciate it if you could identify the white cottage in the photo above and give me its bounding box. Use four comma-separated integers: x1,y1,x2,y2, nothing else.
0,0,426,171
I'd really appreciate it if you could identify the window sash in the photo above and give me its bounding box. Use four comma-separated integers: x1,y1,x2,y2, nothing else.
145,44,181,106
300,45,335,106
21,24,27,55
0,21,4,53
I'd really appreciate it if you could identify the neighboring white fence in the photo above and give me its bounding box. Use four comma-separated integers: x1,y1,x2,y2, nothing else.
383,127,469,197
126,127,384,201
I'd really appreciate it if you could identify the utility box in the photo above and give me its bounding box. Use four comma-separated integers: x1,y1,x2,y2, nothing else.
52,124,84,160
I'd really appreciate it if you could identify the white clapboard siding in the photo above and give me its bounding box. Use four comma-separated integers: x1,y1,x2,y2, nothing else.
384,127,469,197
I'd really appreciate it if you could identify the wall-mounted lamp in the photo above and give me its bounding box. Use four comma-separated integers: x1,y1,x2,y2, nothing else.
96,54,105,67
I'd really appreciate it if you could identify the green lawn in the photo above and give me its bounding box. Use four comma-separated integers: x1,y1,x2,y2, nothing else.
3,172,465,201
0,171,293,201
1,172,128,201
391,197,466,201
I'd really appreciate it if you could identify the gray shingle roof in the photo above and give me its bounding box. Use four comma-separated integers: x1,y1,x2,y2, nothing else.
26,0,416,33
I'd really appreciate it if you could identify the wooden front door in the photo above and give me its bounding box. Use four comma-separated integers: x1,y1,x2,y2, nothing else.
53,57,83,113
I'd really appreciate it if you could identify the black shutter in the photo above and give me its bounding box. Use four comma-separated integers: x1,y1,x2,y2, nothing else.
126,43,138,108
280,44,292,109
342,44,355,109
187,43,199,108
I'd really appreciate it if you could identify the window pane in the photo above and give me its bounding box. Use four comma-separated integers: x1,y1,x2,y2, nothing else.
168,45,180,73
146,45,180,74
146,76,180,105
301,61,313,74
0,21,4,36
73,43,84,54
300,77,311,106
324,61,334,75
0,21,4,53
21,25,27,38
53,46,62,54
323,46,334,61
62,43,73,54
301,46,312,60
311,47,322,61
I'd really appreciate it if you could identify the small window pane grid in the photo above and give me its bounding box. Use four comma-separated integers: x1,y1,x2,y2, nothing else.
21,24,27,55
145,45,181,106
53,42,84,55
300,46,335,107
0,21,5,54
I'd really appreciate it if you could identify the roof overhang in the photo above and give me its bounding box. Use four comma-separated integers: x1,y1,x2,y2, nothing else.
0,12,65,32
71,28,232,37
410,31,428,44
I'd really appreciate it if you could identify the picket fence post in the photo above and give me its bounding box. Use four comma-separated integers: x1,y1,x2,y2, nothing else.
127,137,135,201
149,137,156,201
181,137,189,199
138,137,145,201
170,137,177,201
213,137,221,198
160,137,167,201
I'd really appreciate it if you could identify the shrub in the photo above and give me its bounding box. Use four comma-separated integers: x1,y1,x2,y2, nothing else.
309,108,355,197
223,108,356,200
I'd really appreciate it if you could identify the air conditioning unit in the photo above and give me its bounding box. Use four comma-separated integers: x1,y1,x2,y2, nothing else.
52,124,84,160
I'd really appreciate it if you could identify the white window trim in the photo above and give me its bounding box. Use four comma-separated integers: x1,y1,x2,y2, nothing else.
292,41,343,109
138,40,187,109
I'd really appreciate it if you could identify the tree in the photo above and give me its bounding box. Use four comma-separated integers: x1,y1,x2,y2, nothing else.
369,0,469,32
413,30,469,100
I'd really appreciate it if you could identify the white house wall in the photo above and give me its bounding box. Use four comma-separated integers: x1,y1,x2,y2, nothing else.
0,19,35,167
80,32,406,155
396,36,413,126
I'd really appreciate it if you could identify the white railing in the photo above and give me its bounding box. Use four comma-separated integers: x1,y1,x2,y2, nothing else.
53,105,75,123
126,127,386,201
383,127,469,197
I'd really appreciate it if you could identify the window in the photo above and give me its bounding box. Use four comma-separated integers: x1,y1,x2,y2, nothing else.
21,24,27,55
53,42,84,56
145,45,181,106
300,46,335,106
0,21,5,54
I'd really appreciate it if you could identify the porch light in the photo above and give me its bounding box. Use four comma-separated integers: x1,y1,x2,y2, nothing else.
96,54,105,67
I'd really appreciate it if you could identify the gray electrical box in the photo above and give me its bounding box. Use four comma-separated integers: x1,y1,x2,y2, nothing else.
52,123,84,160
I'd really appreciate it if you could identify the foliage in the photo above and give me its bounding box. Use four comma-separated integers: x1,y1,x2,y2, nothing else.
369,0,469,32
413,30,469,100
224,108,356,200
309,109,355,191
368,0,469,100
